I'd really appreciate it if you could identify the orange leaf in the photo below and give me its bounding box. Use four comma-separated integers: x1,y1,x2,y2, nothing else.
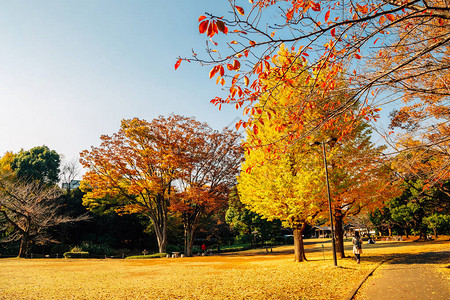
209,66,219,79
198,15,207,22
233,60,241,70
212,22,219,36
311,3,321,12
216,20,228,34
199,20,209,34
286,8,294,21
232,74,239,85
253,125,258,135
249,41,256,46
386,14,395,22
356,4,368,14
236,6,245,16
219,65,225,77
325,10,330,23
244,76,249,86
174,59,182,70
330,28,336,37
379,16,386,25
354,53,362,59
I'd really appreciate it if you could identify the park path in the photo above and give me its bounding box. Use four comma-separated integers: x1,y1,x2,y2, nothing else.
354,250,450,300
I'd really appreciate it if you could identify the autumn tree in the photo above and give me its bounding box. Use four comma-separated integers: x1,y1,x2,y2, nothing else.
316,122,401,258
238,137,323,262
0,177,88,257
170,128,242,257
80,115,230,253
236,47,332,262
179,0,450,190
237,45,398,260
376,2,450,187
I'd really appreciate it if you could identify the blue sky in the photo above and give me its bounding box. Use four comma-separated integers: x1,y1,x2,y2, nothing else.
0,1,240,164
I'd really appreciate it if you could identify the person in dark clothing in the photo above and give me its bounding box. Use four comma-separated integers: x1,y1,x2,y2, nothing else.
352,231,363,264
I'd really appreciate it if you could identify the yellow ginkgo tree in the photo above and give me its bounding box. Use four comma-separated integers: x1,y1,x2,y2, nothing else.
237,45,338,262
238,45,396,262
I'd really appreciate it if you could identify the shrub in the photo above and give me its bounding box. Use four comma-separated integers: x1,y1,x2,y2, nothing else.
166,244,182,253
70,246,83,252
125,253,167,259
63,251,89,258
219,244,252,252
80,241,114,256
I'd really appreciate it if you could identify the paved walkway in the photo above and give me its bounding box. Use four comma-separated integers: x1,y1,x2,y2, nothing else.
355,250,450,300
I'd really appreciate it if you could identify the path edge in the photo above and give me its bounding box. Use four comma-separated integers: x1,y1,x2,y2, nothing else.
343,258,395,300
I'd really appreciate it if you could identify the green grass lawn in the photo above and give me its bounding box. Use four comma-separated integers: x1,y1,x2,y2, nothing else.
1,237,448,299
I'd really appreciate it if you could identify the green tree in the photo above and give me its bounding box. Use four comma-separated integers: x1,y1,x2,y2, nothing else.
370,206,395,237
11,146,60,185
424,214,450,239
373,179,450,239
226,187,282,246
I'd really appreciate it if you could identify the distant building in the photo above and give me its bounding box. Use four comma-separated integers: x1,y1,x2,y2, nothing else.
61,180,80,191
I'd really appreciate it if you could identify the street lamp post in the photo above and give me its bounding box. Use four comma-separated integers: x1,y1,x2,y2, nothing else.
311,138,338,267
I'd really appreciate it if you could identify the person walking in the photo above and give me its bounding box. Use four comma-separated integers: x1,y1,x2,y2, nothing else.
352,231,363,264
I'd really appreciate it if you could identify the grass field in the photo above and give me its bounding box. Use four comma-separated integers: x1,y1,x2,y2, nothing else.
1,237,448,299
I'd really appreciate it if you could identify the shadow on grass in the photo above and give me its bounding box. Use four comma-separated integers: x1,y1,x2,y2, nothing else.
385,250,450,265
220,238,449,265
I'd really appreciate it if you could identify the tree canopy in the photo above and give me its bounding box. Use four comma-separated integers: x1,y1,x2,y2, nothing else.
80,115,241,254
180,0,450,189
10,146,60,185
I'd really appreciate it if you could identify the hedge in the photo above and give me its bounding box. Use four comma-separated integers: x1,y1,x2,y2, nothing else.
63,251,89,258
125,253,167,259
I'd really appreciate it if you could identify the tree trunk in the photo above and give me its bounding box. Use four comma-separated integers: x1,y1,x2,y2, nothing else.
419,225,427,240
293,224,307,262
156,230,167,254
388,226,392,237
184,229,193,257
18,236,29,258
153,215,168,253
404,228,409,238
182,210,202,257
433,227,438,239
334,211,345,259
150,194,169,254
184,223,196,257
